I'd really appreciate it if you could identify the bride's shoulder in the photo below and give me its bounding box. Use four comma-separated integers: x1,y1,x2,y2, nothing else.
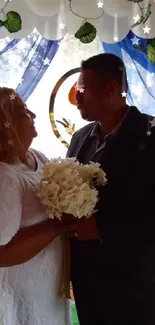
30,148,49,164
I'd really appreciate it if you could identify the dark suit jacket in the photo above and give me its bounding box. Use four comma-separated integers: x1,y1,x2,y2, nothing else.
67,107,155,323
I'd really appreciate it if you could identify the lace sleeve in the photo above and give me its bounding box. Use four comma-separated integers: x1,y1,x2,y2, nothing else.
0,168,22,245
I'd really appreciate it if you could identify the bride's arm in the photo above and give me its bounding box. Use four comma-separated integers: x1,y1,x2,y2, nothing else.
0,220,76,267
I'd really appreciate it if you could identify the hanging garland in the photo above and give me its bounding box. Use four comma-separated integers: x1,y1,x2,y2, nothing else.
128,0,151,29
127,0,155,64
0,0,154,65
0,0,21,33
69,0,104,44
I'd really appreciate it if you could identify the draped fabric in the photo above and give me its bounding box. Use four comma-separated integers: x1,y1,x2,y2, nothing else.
0,30,154,115
0,29,59,101
103,31,155,116
0,30,155,158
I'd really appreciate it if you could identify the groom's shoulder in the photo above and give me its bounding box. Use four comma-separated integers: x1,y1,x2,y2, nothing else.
67,122,95,157
73,122,96,140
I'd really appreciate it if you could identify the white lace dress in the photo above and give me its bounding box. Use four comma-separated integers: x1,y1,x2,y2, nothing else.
0,149,71,325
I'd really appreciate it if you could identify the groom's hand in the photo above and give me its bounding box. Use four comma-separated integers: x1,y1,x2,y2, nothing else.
76,215,99,240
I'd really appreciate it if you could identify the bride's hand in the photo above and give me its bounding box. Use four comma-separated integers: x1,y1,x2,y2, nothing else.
52,220,78,238
75,215,99,240
53,215,99,240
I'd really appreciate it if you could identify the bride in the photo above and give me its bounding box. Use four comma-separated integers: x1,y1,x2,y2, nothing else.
0,87,76,325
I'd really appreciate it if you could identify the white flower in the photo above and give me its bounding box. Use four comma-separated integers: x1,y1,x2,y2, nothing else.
38,157,107,220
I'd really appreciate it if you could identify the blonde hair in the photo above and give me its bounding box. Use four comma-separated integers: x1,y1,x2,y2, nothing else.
0,87,24,161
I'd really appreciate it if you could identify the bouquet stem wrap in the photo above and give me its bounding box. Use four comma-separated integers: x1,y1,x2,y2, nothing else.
59,235,71,299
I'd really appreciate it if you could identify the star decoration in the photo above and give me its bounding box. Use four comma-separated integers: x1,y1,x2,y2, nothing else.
150,118,155,128
59,23,65,30
131,84,144,97
131,36,140,46
127,63,136,70
143,26,151,35
139,142,146,151
133,14,140,23
126,63,131,69
146,130,151,136
97,1,104,8
19,78,23,85
43,58,50,66
9,93,16,100
78,87,85,93
113,36,119,42
146,80,153,88
7,139,14,147
4,121,11,128
131,63,136,70
121,91,127,98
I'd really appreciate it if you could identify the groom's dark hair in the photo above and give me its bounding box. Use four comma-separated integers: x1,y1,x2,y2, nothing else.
81,53,128,91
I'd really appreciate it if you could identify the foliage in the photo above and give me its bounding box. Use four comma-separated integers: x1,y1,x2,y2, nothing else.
0,11,22,33
127,0,152,29
134,38,155,65
75,22,97,44
0,1,22,34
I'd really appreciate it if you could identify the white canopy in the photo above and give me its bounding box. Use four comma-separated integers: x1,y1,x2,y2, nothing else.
0,0,154,41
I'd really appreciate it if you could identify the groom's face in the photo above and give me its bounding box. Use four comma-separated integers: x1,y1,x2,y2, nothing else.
76,69,110,122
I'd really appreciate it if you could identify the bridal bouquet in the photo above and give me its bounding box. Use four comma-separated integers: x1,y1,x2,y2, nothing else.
38,157,107,298
38,157,107,220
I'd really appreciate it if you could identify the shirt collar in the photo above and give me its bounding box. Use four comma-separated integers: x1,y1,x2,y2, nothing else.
90,106,130,141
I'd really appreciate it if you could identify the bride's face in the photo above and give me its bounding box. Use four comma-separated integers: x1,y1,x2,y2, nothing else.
14,97,38,150
0,89,37,157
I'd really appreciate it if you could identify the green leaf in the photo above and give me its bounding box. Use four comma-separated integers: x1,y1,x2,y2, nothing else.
147,44,155,65
134,45,144,51
147,38,155,47
2,11,22,33
75,22,97,44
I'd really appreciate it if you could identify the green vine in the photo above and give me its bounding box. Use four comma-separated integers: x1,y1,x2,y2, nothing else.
127,0,151,29
128,0,155,64
0,0,22,33
68,0,103,43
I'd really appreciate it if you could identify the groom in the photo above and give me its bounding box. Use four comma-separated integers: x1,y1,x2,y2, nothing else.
67,53,155,325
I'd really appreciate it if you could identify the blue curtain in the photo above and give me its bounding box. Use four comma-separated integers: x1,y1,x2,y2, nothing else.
103,31,155,116
0,29,60,102
0,29,155,116
0,39,19,55
16,36,60,101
